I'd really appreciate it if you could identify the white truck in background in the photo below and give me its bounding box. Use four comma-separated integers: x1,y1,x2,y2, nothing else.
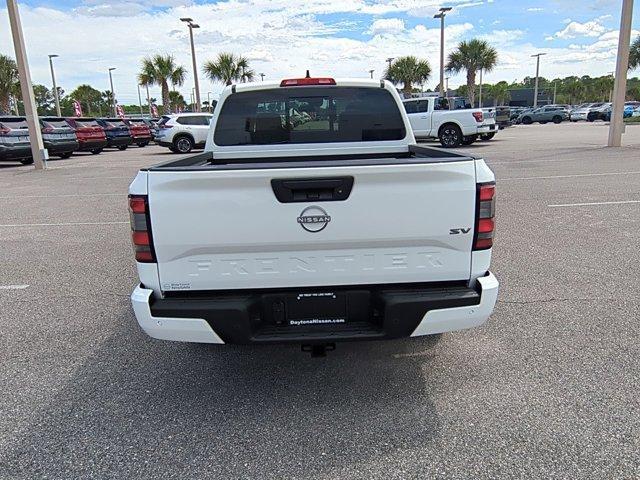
129,77,499,355
403,96,497,147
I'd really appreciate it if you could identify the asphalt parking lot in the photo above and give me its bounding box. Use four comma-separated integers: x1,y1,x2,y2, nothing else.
1,122,639,479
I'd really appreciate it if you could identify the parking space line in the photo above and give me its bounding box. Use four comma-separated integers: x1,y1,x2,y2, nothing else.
0,221,129,227
0,193,122,199
502,171,640,181
548,200,640,208
0,284,29,290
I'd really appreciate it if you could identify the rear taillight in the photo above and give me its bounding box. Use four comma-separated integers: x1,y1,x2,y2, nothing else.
128,195,156,263
473,183,495,250
0,126,9,134
472,111,483,123
280,77,336,87
42,127,54,134
159,124,171,129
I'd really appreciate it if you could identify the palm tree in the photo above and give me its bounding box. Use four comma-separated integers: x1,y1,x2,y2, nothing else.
384,56,431,95
489,81,510,106
203,53,254,86
169,91,186,112
0,54,19,114
69,84,101,115
629,36,640,71
446,39,498,107
138,54,186,114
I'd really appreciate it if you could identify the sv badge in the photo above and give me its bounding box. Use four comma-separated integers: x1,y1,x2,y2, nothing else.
450,228,471,235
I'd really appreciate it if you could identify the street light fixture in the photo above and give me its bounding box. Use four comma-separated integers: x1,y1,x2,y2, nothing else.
260,73,265,81
386,57,394,70
434,6,452,97
48,54,61,117
108,67,117,116
369,69,375,79
207,92,212,112
531,53,546,107
181,17,201,112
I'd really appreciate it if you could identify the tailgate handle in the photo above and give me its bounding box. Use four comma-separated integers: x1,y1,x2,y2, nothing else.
271,177,354,203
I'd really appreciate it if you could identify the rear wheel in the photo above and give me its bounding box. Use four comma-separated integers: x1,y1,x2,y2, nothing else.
173,135,194,154
521,116,532,125
117,145,128,151
59,152,73,159
461,135,478,145
91,148,103,154
137,141,149,147
480,132,496,141
19,158,34,165
438,124,463,148
552,116,562,124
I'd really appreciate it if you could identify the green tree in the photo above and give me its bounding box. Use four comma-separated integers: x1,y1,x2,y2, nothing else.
565,80,585,104
489,81,510,106
0,54,19,114
68,84,102,115
33,84,55,115
384,56,431,95
139,54,186,114
203,53,254,86
629,36,640,71
169,91,186,112
446,39,498,107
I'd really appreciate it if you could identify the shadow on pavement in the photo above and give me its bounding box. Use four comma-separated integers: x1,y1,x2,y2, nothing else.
1,307,442,478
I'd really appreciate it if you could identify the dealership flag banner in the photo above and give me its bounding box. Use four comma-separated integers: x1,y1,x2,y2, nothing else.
116,104,125,118
73,100,83,117
151,104,158,117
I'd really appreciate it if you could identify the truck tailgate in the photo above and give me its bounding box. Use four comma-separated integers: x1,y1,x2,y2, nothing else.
148,161,477,292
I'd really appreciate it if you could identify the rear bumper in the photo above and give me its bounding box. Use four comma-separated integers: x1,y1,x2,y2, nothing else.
106,136,132,147
0,144,32,161
476,124,497,134
131,273,499,345
44,140,79,154
77,139,108,151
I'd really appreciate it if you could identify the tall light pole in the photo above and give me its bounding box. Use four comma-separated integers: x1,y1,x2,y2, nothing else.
434,7,452,97
207,92,212,112
531,53,546,107
386,57,394,70
478,68,483,107
445,76,450,96
48,54,61,117
181,18,201,112
108,67,117,116
145,84,152,116
7,0,46,169
369,69,375,79
260,73,265,81
137,84,144,115
608,0,634,147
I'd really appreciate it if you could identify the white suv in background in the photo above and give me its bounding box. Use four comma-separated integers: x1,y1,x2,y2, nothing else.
155,113,213,153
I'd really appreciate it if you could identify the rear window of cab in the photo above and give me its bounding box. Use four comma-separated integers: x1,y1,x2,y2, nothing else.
214,87,406,146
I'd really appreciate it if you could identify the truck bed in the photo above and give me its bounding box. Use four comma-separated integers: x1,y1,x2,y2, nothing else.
144,145,475,172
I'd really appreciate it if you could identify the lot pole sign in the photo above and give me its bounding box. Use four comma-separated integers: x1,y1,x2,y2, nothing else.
73,100,83,117
7,0,47,170
116,104,125,118
151,104,158,117
608,0,634,147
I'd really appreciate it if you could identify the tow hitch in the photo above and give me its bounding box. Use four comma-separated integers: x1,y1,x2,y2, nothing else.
302,343,336,357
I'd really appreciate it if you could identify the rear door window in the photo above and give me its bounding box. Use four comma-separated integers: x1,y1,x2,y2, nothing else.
214,87,406,145
42,119,69,128
0,119,28,129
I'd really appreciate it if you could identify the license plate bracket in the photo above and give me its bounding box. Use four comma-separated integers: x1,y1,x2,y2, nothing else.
286,292,347,326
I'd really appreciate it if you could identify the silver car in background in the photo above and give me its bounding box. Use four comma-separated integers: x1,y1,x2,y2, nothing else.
570,103,606,122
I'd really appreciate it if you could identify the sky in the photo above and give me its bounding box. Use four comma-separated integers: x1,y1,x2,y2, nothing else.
1,0,639,105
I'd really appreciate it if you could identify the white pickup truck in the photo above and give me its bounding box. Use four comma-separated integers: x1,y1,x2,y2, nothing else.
129,77,499,354
403,97,497,147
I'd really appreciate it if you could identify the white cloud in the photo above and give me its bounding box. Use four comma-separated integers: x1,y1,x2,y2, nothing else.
526,7,544,12
550,19,607,39
367,18,405,36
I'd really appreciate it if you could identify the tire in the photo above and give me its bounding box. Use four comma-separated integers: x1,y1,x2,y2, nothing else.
117,145,128,151
552,116,562,124
168,146,178,153
91,148,103,155
137,142,149,148
521,116,532,125
480,132,496,141
438,124,463,148
19,158,34,165
173,135,194,154
59,152,73,159
461,135,478,145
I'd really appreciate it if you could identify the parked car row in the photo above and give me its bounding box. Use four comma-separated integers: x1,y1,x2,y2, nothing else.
0,116,158,164
516,105,570,125
570,102,640,122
